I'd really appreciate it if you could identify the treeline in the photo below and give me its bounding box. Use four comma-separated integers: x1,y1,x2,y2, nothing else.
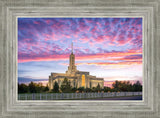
104,80,142,92
52,78,142,93
18,82,49,93
18,78,102,93
18,78,142,94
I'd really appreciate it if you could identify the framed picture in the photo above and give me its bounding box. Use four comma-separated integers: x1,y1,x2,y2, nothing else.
0,0,159,118
17,17,143,101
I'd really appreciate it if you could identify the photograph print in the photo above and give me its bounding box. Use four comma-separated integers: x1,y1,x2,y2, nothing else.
18,17,143,100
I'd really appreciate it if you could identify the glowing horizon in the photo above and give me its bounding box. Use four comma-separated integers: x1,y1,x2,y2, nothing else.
18,18,142,87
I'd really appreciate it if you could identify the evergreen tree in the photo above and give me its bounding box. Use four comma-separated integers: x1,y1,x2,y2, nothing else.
96,83,101,92
60,77,72,93
52,81,59,93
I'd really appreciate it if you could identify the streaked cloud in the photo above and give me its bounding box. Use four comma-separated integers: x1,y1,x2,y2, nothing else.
18,18,142,85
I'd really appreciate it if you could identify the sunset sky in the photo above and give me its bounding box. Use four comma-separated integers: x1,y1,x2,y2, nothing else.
18,18,142,87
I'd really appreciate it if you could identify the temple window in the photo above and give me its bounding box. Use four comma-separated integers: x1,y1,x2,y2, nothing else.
81,74,85,87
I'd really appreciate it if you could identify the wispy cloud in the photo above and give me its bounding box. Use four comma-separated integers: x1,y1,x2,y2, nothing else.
18,18,142,63
18,18,142,84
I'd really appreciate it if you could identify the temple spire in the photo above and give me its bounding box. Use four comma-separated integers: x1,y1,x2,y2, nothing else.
71,42,73,53
66,42,77,75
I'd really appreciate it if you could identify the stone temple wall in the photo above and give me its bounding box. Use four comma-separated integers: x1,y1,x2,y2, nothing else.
48,51,104,90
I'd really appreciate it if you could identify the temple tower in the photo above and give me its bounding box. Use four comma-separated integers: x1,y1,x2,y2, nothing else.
66,42,77,75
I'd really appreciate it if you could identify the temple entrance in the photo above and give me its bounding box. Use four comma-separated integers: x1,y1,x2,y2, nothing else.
81,74,85,87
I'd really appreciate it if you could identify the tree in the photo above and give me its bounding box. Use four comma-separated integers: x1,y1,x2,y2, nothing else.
44,84,49,92
71,87,77,93
119,81,132,92
96,83,101,92
91,87,96,92
28,81,37,93
111,80,142,92
133,81,142,91
52,81,59,93
36,83,43,93
60,77,72,93
104,87,113,92
77,87,85,93
18,83,29,93
18,82,50,93
112,80,120,92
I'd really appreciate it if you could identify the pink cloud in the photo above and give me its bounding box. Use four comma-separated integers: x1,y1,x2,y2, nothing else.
18,50,142,63
34,21,40,24
45,20,51,24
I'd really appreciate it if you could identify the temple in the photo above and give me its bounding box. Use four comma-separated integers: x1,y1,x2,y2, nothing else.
48,43,104,90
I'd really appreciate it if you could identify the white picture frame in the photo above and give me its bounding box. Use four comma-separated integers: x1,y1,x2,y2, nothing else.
0,0,159,118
